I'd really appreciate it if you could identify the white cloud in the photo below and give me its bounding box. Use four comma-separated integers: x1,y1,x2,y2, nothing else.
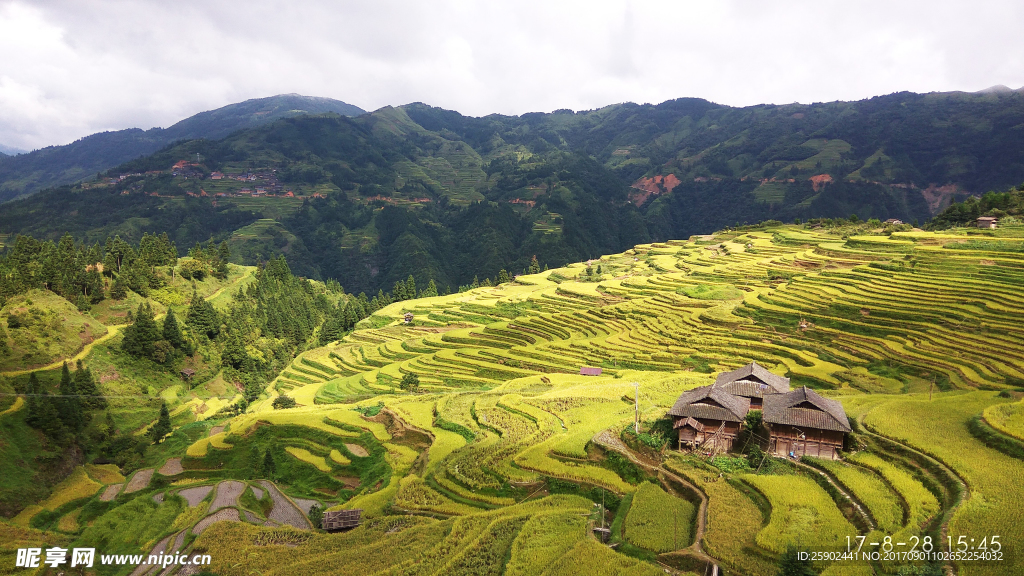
2,0,1024,150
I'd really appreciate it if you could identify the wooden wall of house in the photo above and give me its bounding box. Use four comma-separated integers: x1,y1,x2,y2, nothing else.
676,418,741,452
767,424,844,460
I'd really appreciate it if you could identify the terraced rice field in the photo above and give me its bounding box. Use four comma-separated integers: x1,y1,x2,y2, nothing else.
14,224,1024,576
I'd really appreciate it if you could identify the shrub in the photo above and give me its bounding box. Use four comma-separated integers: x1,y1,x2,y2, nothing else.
272,395,297,410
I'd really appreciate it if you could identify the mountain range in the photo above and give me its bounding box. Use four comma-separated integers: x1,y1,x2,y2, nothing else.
0,94,365,202
2,89,1024,294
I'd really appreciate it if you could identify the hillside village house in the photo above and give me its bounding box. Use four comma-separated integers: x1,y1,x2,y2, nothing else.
668,384,749,452
977,216,998,229
763,387,851,459
668,362,850,459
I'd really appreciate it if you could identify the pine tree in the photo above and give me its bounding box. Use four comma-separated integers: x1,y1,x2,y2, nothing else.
421,279,438,298
74,360,106,410
262,450,277,479
162,308,187,352
221,325,248,369
498,269,511,284
110,276,127,300
25,372,42,427
122,303,160,358
249,445,263,478
149,403,172,443
186,290,219,339
406,275,416,299
218,241,230,263
319,314,343,345
58,362,85,434
529,255,541,274
392,279,407,301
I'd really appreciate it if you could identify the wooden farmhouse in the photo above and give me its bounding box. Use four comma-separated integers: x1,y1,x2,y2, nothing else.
668,384,750,452
713,362,790,410
667,362,850,460
977,216,998,229
763,386,852,460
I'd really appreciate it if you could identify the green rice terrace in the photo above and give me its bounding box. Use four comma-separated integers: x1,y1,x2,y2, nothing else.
4,222,1024,576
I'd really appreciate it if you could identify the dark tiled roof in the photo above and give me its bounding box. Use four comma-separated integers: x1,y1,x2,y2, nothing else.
668,384,750,422
762,387,852,432
673,416,705,432
720,380,784,399
714,362,790,393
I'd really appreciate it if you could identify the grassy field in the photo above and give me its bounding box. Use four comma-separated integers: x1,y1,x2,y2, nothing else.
3,223,1024,575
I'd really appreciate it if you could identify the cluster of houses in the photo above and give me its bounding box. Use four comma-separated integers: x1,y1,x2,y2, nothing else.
668,362,851,460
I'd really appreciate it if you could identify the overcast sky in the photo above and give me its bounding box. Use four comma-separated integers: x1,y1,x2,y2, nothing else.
2,0,1024,151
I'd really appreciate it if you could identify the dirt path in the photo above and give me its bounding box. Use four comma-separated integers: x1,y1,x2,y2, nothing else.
0,324,123,377
259,480,311,529
0,396,24,417
592,429,717,572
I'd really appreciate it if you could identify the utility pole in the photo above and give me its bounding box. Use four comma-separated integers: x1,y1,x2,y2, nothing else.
634,382,640,434
930,378,934,401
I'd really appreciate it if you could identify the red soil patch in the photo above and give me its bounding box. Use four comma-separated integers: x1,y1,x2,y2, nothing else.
921,183,964,214
630,174,682,206
809,173,833,192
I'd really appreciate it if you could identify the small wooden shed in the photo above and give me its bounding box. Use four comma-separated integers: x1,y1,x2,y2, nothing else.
323,509,363,531
180,368,196,380
977,216,998,229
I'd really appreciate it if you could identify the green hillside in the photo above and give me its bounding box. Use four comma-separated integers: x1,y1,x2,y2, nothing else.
2,219,1023,575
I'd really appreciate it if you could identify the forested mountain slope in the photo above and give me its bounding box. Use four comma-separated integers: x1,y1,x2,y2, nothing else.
0,94,365,202
4,90,1024,294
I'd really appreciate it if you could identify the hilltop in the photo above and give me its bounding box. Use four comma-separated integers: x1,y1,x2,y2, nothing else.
0,94,365,202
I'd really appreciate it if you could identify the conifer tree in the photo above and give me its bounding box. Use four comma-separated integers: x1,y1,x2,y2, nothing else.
110,276,127,300
149,402,172,443
319,314,343,345
221,325,248,369
422,279,438,298
58,362,85,434
392,279,407,301
25,372,42,427
162,308,187,352
406,275,416,299
262,450,277,479
186,290,219,339
498,269,511,284
74,360,106,410
122,303,160,358
529,255,541,274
